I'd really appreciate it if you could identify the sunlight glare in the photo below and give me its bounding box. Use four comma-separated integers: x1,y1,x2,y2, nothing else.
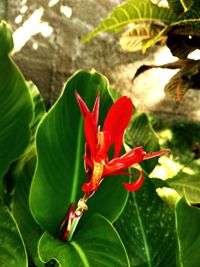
48,0,60,7
188,49,200,60
60,5,72,18
13,8,53,53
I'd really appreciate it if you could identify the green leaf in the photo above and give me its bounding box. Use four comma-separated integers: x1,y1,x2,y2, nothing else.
176,198,200,267
30,70,128,235
115,176,176,267
120,23,165,52
182,2,200,29
142,26,168,52
166,171,200,204
0,21,33,178
12,151,44,267
167,0,190,14
125,113,160,174
38,213,130,267
27,81,46,140
0,21,13,56
0,206,27,267
83,0,176,43
173,2,200,29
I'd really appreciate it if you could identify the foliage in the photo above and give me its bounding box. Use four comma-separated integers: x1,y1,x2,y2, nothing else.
83,0,200,101
1,19,200,267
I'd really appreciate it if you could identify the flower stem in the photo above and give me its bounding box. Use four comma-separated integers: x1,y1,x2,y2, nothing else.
67,213,82,241
62,196,88,241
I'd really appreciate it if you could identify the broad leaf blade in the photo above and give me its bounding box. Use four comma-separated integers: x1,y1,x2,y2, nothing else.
176,198,200,267
0,206,27,267
0,21,33,178
115,176,176,267
166,171,200,204
30,70,128,235
83,0,176,42
125,113,160,174
27,81,46,139
13,151,44,267
39,213,130,267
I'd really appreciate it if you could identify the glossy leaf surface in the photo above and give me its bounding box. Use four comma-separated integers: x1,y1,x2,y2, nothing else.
125,113,160,174
27,81,46,139
13,152,44,266
30,70,129,235
176,198,200,267
0,206,27,267
0,21,33,178
167,172,200,204
115,175,176,267
39,213,130,267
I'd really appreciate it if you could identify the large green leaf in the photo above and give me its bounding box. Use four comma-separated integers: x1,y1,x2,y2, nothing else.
27,81,46,140
0,21,33,178
125,113,160,174
175,198,200,267
12,151,44,267
0,206,27,267
38,213,130,267
83,0,176,43
166,171,200,204
115,175,176,267
30,70,128,235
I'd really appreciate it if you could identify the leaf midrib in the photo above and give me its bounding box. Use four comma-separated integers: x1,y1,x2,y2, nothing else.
132,192,152,267
71,241,90,267
70,119,84,203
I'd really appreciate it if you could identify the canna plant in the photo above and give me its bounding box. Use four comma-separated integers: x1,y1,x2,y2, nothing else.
1,19,200,267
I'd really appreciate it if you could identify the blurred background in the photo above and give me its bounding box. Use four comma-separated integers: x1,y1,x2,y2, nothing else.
1,0,200,121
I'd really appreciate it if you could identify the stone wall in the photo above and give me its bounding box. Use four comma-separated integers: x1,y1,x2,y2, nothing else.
1,0,200,121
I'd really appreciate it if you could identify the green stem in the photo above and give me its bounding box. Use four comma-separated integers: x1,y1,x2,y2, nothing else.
67,214,82,241
180,0,188,12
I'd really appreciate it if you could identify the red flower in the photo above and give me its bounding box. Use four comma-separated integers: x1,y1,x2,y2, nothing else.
75,91,169,194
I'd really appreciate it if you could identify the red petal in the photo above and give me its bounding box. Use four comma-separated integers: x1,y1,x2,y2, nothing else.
122,168,144,192
103,147,145,175
92,92,100,128
95,131,111,162
82,181,99,192
143,149,170,160
75,91,100,129
84,113,97,157
103,96,133,157
75,91,90,117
